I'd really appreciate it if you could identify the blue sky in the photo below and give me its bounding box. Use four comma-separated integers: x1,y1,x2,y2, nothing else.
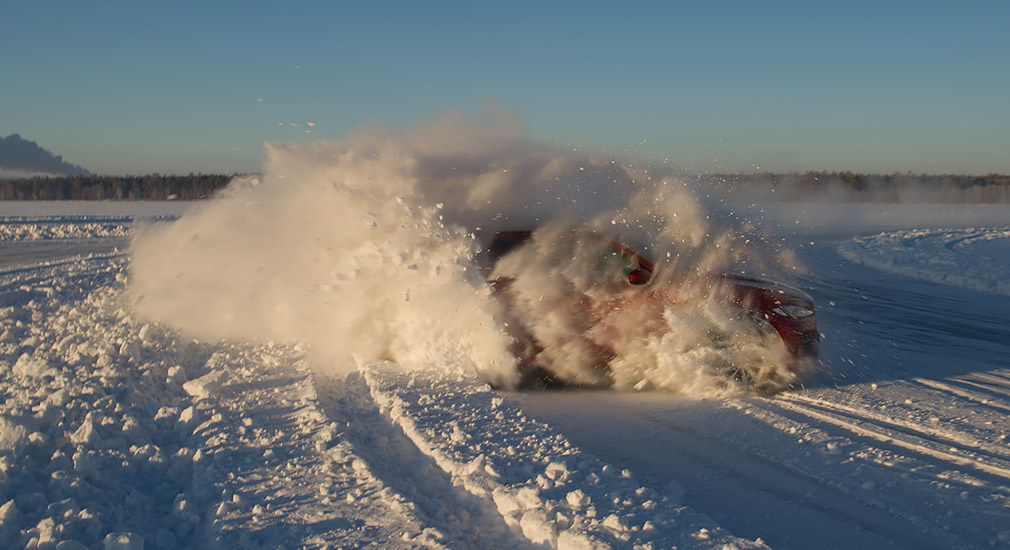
2,1,1008,175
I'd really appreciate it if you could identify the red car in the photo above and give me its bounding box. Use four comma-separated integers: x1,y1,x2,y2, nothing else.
485,230,819,390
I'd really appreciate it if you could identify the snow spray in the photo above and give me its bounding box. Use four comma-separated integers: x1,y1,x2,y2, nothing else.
128,104,799,395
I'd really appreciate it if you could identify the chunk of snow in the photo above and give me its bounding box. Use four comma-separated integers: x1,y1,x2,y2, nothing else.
567,489,590,509
0,499,20,528
182,370,229,398
520,509,554,545
103,532,144,550
13,353,48,378
71,414,100,446
0,416,28,454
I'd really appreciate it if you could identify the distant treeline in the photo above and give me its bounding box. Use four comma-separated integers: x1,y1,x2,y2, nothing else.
0,173,236,200
700,171,1010,203
1,171,1009,203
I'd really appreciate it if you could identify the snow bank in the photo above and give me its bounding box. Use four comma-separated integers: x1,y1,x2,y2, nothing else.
0,201,191,219
362,361,768,549
0,219,132,242
0,256,220,549
838,227,1010,296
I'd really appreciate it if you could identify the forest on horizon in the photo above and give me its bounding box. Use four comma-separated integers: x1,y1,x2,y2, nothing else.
0,171,1008,203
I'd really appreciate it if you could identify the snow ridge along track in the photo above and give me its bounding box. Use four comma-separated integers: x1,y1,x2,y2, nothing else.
361,361,768,549
727,382,1010,548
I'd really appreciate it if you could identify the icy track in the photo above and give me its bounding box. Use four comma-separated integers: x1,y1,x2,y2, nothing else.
0,202,1009,549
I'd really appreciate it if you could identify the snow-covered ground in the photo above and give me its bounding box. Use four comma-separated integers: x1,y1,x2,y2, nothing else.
0,198,1007,550
518,204,1010,549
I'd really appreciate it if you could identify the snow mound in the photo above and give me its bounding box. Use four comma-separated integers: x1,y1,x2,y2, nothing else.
0,256,219,549
838,227,1010,296
0,218,132,242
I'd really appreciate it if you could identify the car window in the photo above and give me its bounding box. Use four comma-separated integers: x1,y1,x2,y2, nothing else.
595,248,640,283
550,237,639,284
491,231,648,285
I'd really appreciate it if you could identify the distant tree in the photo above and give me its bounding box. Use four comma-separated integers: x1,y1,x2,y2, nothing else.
0,173,237,200
696,171,1010,203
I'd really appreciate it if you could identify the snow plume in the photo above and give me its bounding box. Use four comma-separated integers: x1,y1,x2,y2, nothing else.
127,143,517,386
128,105,797,394
491,185,796,395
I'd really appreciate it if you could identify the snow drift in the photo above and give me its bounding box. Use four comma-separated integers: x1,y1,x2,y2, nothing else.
128,105,800,394
839,227,1010,296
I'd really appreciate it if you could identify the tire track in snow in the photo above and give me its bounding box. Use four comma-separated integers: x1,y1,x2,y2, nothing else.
773,394,1010,481
0,252,124,306
313,370,526,549
633,410,957,550
720,394,1010,548
781,391,1009,457
958,371,1010,394
197,346,466,549
518,391,982,550
912,377,1010,413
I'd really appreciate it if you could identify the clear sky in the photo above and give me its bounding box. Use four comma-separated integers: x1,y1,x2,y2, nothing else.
2,1,1008,176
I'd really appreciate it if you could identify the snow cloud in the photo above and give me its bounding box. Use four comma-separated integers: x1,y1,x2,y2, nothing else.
0,134,90,176
127,104,796,393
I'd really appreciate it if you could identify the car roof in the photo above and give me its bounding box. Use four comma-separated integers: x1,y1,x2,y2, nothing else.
486,229,654,271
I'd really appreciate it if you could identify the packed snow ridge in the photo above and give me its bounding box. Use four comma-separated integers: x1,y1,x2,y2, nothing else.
839,227,1010,296
0,218,131,242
